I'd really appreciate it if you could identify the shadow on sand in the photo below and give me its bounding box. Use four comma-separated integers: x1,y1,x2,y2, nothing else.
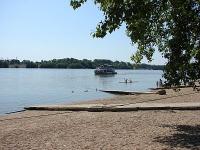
154,124,200,149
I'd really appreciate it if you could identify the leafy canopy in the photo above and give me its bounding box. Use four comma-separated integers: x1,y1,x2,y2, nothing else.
70,0,200,86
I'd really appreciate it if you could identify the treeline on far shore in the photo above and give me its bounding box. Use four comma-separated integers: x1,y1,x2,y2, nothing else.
0,58,164,70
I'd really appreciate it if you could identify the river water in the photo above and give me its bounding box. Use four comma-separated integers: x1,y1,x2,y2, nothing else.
0,69,163,114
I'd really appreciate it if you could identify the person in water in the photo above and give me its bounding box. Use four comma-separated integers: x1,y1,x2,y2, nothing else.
159,79,163,87
156,81,159,88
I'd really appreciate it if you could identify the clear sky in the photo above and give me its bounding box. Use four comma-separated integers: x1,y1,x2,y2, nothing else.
0,0,165,65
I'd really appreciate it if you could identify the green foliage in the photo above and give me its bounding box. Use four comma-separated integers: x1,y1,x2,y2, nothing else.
22,60,38,68
9,59,20,65
70,0,200,85
133,63,164,70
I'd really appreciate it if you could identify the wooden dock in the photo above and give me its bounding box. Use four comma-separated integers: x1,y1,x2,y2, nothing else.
25,102,200,112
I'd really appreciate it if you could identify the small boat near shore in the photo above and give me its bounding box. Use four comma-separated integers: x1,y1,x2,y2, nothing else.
94,64,117,75
99,89,156,95
99,89,166,95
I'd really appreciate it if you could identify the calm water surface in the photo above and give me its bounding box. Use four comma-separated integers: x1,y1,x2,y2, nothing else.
0,69,163,114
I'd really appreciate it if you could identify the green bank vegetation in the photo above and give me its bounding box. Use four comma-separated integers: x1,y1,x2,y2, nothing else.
0,58,164,70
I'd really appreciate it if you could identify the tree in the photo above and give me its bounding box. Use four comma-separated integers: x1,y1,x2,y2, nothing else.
0,60,9,68
70,0,200,86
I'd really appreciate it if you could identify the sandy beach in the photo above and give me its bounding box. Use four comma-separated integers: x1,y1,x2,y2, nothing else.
1,87,200,150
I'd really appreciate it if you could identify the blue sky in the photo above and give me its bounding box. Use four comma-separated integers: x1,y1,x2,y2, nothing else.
0,0,165,64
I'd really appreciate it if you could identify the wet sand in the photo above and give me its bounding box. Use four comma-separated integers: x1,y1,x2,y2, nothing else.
0,87,200,150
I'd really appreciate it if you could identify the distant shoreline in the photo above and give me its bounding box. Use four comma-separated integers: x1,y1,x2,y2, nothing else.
0,68,163,71
0,58,164,70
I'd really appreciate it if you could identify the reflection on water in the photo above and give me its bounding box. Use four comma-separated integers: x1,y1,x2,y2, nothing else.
0,69,162,114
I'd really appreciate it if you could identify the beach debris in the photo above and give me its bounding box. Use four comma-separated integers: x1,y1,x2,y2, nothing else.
193,84,197,91
156,90,166,95
173,88,181,92
193,84,200,92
